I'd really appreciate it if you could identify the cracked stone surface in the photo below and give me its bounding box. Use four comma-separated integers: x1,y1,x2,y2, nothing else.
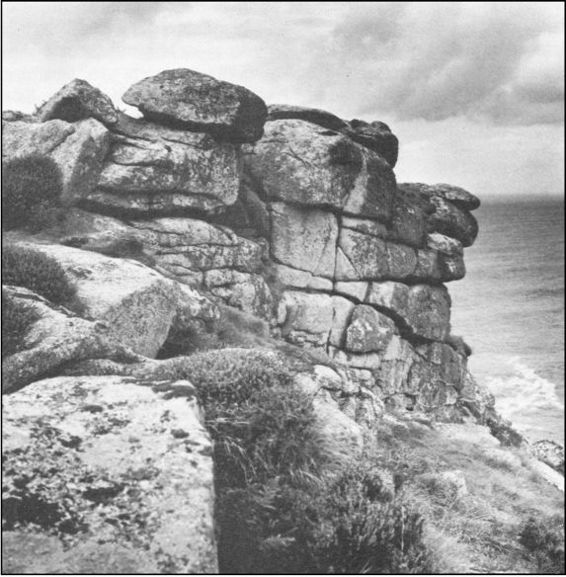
2,376,217,574
86,112,241,214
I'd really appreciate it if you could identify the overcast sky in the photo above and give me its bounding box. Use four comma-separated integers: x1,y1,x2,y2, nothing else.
2,2,564,199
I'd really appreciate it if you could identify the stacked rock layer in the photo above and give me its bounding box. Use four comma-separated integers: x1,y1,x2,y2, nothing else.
2,69,481,419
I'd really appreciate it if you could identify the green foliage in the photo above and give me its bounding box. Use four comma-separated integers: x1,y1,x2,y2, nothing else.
519,516,565,574
1,290,40,359
2,245,76,307
1,154,63,231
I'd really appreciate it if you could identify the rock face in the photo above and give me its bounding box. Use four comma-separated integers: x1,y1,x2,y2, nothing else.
85,113,242,214
2,68,482,419
123,68,267,143
2,376,217,573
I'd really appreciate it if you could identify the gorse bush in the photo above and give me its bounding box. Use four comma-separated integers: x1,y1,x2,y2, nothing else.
1,155,63,230
519,515,565,574
2,245,76,307
1,290,40,359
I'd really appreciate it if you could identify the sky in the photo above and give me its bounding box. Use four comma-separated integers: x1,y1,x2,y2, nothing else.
2,1,564,200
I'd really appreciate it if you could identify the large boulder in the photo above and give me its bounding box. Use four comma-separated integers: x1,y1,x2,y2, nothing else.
244,119,396,220
7,241,217,358
122,68,267,143
2,376,217,573
86,112,241,214
2,118,110,204
35,78,119,126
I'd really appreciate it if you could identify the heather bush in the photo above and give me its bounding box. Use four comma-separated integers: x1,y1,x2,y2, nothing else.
2,245,76,307
1,290,40,359
1,155,63,230
519,515,565,574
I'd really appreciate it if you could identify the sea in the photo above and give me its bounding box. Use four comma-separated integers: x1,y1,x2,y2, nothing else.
449,197,564,444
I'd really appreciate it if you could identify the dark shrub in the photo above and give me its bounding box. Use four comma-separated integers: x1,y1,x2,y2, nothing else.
520,516,565,574
1,290,40,359
2,245,76,307
1,155,63,230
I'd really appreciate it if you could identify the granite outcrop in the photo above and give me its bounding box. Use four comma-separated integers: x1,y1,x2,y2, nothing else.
3,67,517,573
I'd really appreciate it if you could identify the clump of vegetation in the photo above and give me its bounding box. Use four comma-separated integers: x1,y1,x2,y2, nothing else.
1,290,40,359
519,515,565,574
183,347,434,574
1,154,64,231
2,245,76,307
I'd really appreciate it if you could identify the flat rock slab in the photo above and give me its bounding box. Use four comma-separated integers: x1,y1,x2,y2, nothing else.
123,68,267,143
2,376,217,573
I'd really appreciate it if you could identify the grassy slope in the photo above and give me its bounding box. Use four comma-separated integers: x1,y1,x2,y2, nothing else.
367,418,564,573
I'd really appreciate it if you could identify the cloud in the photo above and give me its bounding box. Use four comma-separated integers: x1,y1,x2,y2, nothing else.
304,2,564,125
3,2,562,125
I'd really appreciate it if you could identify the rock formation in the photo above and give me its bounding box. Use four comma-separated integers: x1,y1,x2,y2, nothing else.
5,67,548,573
